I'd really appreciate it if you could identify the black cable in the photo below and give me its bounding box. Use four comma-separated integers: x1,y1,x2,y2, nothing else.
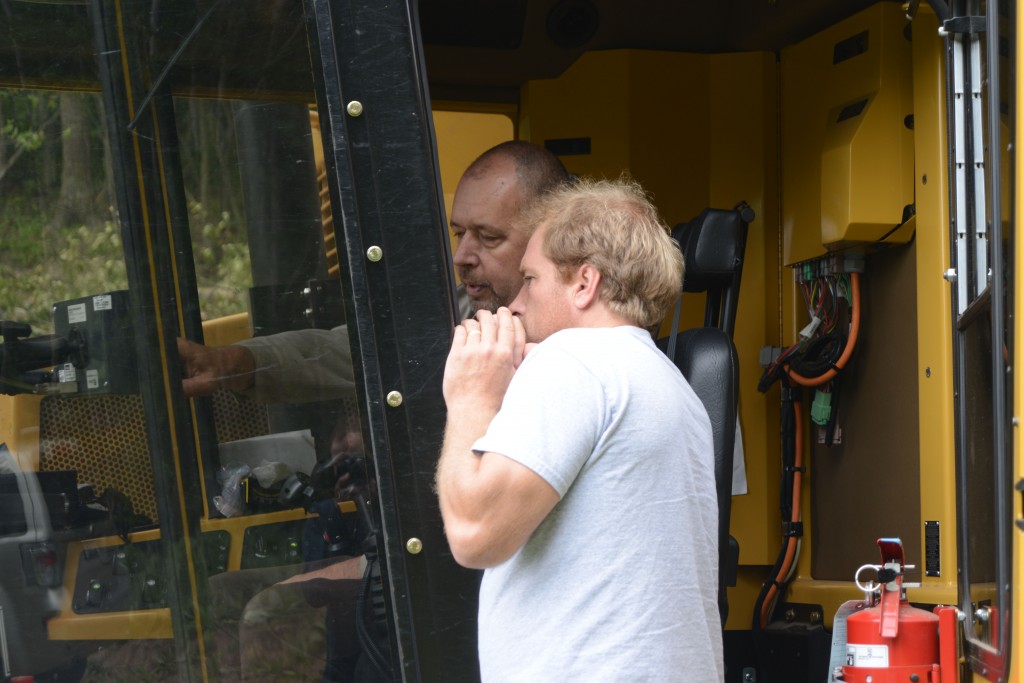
789,332,846,379
752,385,800,677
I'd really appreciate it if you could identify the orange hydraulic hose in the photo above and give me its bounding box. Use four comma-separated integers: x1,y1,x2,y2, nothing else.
760,399,803,629
784,272,862,387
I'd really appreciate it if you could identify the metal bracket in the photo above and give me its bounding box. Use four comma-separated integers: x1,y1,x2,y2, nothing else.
1016,479,1024,531
940,15,987,36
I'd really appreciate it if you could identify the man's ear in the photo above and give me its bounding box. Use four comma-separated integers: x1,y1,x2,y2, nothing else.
572,263,602,310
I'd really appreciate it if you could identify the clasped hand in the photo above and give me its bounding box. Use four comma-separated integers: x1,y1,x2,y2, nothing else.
443,308,529,413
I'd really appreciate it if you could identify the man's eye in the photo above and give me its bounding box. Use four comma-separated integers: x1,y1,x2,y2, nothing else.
479,234,501,245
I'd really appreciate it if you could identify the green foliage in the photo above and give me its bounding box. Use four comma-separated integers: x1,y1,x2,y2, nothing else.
1,117,47,152
1,88,251,338
0,208,128,334
0,202,251,335
189,200,253,321
0,90,60,190
0,194,47,265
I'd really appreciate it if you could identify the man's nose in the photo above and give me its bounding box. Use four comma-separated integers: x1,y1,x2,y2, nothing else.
508,286,525,316
452,233,478,266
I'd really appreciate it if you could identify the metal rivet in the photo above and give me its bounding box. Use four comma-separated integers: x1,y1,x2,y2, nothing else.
366,245,383,262
925,367,931,378
386,391,403,407
406,538,423,554
347,100,364,117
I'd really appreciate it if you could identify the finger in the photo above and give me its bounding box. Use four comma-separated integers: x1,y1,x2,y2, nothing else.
461,319,483,344
495,307,514,343
176,337,196,363
477,309,497,343
511,314,527,368
182,375,209,398
451,324,468,350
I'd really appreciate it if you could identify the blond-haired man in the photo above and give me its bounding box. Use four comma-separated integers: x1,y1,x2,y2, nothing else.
437,177,724,681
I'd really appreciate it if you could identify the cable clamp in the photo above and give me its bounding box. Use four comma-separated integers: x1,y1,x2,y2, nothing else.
782,521,804,538
783,465,806,474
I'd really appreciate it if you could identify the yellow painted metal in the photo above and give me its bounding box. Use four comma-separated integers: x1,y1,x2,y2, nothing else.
0,393,44,470
782,3,915,266
49,528,173,640
47,608,174,641
1011,6,1024,683
200,312,252,347
46,504,359,642
521,50,712,244
707,52,783,576
908,5,959,609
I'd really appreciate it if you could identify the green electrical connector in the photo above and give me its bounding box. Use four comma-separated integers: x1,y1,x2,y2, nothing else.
811,390,832,426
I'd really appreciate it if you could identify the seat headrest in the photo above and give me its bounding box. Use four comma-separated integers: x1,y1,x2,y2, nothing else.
673,208,748,293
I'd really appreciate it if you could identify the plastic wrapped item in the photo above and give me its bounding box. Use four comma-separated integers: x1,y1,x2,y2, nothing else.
251,461,293,489
213,462,252,517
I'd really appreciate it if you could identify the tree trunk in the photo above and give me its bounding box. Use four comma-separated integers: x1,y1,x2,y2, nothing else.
51,92,95,229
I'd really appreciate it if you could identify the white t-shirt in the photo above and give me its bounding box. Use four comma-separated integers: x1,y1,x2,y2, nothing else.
472,326,724,682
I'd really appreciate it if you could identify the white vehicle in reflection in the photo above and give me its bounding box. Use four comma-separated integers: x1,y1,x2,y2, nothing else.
0,443,100,683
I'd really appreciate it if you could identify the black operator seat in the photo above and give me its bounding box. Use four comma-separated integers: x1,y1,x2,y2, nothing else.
659,202,753,626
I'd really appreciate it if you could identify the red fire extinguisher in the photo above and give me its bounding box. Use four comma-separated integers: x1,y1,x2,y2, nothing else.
839,538,958,683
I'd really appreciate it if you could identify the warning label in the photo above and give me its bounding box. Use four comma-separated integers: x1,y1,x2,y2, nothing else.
846,643,889,668
92,294,113,311
67,303,87,324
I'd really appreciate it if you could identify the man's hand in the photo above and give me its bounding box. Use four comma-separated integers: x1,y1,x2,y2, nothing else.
177,337,256,397
437,308,558,569
443,307,525,414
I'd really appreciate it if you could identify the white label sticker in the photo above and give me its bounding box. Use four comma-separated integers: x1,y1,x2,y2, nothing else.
59,363,77,383
828,600,865,680
86,369,100,390
93,294,113,311
67,303,87,324
846,643,889,668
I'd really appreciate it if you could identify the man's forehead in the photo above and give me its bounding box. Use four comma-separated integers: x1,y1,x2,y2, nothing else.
519,225,548,268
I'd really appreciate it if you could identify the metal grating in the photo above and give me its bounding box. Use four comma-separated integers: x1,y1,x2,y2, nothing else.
210,390,271,443
39,394,159,523
39,391,271,525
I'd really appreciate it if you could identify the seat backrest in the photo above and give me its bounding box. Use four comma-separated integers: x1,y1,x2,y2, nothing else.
672,327,738,625
674,203,752,338
660,201,752,625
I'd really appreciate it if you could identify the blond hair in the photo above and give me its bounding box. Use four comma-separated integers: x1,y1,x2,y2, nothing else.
516,176,683,328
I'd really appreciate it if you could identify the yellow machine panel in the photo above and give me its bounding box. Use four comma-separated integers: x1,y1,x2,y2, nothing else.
782,3,915,266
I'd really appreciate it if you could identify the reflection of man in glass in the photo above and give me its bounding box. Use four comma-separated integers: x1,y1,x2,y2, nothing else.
177,140,569,403
184,141,568,682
